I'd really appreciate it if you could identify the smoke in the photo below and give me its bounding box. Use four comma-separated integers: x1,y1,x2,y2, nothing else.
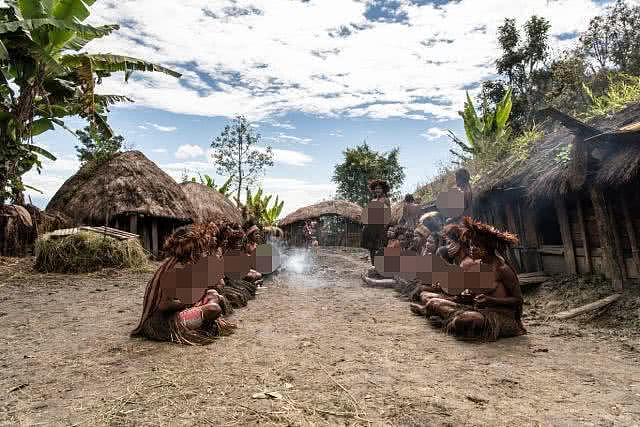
284,248,314,274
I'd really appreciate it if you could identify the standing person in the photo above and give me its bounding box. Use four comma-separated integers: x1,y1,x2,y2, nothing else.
303,220,314,250
455,168,473,221
361,179,391,266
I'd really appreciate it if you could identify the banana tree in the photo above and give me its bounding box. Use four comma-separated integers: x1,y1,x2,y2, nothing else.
262,195,284,226
449,88,513,165
0,0,181,203
190,173,234,197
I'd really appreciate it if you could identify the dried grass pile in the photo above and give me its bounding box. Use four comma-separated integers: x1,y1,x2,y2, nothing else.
35,231,149,273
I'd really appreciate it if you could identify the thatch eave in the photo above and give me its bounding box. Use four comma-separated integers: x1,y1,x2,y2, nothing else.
47,151,195,224
279,200,362,226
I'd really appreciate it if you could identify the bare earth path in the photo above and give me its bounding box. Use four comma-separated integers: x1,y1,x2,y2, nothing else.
1,248,639,426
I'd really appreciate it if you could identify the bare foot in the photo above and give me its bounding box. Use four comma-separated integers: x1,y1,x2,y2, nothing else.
410,303,427,316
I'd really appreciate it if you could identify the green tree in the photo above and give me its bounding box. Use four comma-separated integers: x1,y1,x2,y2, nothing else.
449,89,513,171
243,187,283,226
580,0,640,74
210,116,274,205
332,142,405,206
75,125,123,164
481,16,551,131
0,0,180,204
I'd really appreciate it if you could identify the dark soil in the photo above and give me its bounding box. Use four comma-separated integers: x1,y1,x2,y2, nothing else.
1,248,639,426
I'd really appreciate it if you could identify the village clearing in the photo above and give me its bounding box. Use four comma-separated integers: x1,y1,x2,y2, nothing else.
1,248,639,426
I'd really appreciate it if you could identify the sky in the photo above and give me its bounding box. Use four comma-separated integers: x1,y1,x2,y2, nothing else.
24,0,628,216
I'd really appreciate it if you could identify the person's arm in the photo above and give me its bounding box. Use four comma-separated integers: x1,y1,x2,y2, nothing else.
476,265,522,308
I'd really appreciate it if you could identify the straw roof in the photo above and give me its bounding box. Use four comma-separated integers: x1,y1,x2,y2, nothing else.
47,151,194,223
474,102,640,201
279,200,362,226
180,182,242,224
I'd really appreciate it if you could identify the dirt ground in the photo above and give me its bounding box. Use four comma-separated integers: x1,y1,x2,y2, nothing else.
1,247,639,426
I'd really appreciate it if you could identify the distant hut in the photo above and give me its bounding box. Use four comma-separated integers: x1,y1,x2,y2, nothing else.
473,103,640,290
180,182,242,224
47,151,194,257
279,200,362,247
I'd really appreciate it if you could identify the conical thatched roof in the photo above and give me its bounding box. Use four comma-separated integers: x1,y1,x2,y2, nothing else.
47,151,194,223
180,182,242,224
279,200,362,226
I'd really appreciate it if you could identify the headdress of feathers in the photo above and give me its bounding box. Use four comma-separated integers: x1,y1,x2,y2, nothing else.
163,222,220,264
368,179,390,195
462,216,519,253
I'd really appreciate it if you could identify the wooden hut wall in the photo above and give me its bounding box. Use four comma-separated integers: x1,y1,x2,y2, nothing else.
109,214,183,258
283,215,362,247
483,189,640,282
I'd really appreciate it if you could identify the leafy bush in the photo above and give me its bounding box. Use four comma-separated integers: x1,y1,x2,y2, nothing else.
581,73,640,119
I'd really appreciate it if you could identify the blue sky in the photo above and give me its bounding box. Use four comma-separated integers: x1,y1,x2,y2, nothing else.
25,0,625,215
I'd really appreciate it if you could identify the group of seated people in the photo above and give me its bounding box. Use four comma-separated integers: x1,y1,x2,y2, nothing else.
363,212,526,342
131,220,270,345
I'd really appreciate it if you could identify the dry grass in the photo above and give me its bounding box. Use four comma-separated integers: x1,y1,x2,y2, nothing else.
34,231,149,273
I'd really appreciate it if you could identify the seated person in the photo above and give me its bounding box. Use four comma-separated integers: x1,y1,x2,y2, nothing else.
243,223,264,285
131,223,235,345
424,217,526,341
410,223,475,313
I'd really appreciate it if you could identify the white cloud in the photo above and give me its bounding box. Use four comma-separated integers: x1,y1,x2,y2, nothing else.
261,177,336,216
152,148,168,153
175,144,205,160
421,127,449,141
264,132,312,144
138,125,148,130
147,122,177,132
85,0,608,122
254,146,312,166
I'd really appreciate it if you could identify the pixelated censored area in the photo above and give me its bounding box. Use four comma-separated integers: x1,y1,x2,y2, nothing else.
159,255,224,304
255,244,282,274
158,244,284,301
362,200,391,225
436,188,465,218
374,250,495,295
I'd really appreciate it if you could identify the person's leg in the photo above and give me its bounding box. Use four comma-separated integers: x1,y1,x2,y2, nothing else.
446,310,485,338
409,291,446,315
425,298,461,318
369,249,376,266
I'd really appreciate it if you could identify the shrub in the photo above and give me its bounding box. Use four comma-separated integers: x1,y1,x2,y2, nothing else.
35,232,149,273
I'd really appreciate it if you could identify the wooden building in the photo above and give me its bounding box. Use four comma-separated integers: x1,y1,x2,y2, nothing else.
47,151,194,258
280,200,362,247
473,103,640,290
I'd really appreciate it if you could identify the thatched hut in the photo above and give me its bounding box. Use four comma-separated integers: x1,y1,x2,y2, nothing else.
180,182,242,224
279,200,362,247
473,103,640,290
47,151,194,257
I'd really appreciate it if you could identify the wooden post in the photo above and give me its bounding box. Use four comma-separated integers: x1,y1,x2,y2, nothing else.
590,187,624,291
575,199,592,273
554,197,577,274
620,194,640,276
610,199,628,280
129,215,138,234
151,219,159,257
142,219,151,253
522,204,542,271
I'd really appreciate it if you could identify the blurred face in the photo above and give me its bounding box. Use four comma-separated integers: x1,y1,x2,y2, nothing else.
373,185,384,198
